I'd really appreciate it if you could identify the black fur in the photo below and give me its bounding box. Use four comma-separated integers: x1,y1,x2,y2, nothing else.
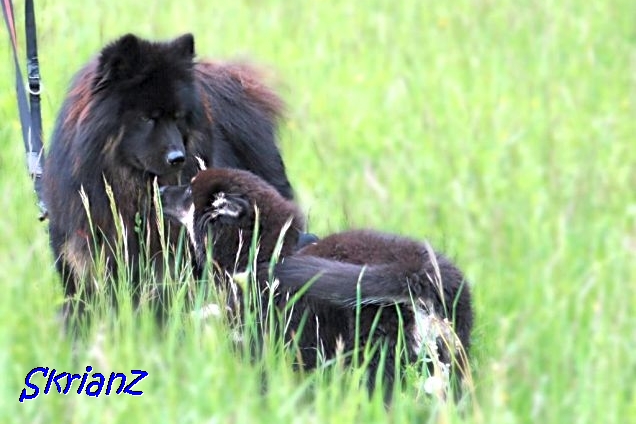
42,33,292,329
160,168,474,400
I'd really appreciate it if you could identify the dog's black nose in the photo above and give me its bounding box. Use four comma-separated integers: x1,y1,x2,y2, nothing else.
166,150,186,166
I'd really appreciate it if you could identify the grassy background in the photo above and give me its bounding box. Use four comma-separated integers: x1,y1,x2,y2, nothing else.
1,0,635,422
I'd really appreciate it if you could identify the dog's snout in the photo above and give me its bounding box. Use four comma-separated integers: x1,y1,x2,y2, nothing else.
166,150,186,166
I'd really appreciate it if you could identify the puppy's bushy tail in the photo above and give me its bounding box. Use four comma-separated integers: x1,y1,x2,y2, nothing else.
277,252,475,370
274,255,423,307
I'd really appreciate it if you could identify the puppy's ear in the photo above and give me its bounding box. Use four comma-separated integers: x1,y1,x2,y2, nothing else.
209,192,249,220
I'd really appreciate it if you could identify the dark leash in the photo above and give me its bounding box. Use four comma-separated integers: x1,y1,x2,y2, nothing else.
2,0,47,220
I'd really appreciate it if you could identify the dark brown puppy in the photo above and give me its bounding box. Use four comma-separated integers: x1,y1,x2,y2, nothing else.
161,168,474,400
43,34,292,328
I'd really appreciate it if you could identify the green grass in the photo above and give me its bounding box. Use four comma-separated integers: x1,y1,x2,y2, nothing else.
1,0,635,422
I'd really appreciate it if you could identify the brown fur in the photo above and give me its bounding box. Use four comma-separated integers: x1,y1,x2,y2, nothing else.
161,168,474,401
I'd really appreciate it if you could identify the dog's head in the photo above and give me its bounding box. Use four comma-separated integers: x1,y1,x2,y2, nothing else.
160,168,304,269
94,33,201,177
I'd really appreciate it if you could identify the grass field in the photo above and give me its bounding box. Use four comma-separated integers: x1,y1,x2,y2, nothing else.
1,0,635,422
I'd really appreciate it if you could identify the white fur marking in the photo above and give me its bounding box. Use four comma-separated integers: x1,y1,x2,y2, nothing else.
211,193,241,219
412,303,457,399
190,302,222,320
412,302,458,358
195,156,207,171
179,203,197,250
412,306,439,357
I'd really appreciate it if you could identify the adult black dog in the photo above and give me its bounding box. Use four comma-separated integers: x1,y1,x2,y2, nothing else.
42,33,293,329
160,168,474,400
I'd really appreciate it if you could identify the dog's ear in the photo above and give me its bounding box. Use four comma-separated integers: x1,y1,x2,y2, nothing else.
97,33,143,86
170,33,195,59
209,192,249,220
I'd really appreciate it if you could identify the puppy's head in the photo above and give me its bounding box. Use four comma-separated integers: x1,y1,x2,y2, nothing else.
160,168,303,268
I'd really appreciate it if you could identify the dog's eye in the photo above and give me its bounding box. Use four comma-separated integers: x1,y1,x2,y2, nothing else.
138,115,153,123
174,111,186,120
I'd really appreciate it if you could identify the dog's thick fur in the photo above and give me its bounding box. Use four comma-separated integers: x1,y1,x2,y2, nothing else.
42,34,293,327
160,168,474,400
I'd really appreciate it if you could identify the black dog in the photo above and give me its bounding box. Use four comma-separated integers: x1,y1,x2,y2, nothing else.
42,33,293,329
160,168,474,400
